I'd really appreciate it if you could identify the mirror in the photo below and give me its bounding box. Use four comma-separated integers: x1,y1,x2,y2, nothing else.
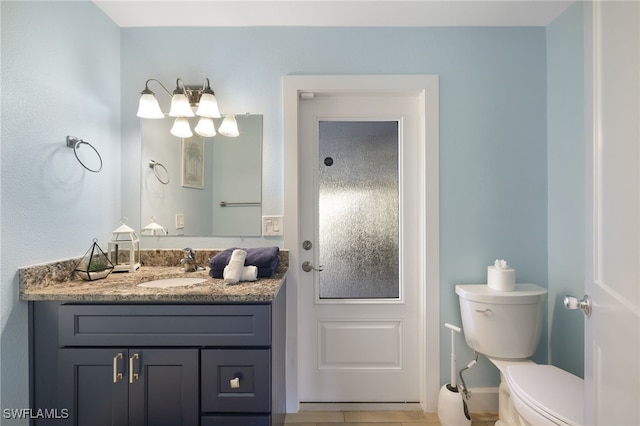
140,114,262,237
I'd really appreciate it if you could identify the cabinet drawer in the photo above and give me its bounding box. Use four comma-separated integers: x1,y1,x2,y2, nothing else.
201,415,270,426
202,349,270,413
59,304,270,347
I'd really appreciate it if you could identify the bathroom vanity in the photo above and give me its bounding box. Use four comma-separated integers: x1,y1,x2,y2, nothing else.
21,250,287,426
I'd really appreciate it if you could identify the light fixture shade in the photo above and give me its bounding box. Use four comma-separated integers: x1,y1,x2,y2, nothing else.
169,93,195,117
195,117,217,138
195,93,221,118
137,93,164,119
170,117,193,138
218,115,239,137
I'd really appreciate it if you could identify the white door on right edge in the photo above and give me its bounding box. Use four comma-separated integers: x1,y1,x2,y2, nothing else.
585,1,640,424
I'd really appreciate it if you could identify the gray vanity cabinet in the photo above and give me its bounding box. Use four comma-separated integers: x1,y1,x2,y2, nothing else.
29,283,286,426
58,348,198,426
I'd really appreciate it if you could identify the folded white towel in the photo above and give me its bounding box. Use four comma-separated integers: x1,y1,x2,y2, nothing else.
223,265,258,282
223,249,247,284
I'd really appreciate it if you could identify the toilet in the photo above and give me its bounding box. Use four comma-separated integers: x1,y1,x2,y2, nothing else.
455,284,583,426
506,364,583,425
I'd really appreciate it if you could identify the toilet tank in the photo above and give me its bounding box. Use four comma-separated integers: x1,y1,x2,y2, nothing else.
455,284,547,360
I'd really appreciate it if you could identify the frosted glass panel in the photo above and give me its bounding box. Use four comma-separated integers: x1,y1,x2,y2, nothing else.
318,121,399,299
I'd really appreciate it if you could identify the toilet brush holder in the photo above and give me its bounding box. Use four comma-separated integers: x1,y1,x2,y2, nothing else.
438,384,471,426
438,323,472,426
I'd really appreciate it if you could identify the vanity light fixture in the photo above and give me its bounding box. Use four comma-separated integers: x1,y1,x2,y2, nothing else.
136,77,238,138
170,117,193,138
194,117,216,138
218,115,240,137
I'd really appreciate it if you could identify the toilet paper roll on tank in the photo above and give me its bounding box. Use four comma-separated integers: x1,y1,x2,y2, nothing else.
487,259,515,291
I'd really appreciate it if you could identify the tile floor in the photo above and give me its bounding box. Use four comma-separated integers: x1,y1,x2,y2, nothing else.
285,410,498,426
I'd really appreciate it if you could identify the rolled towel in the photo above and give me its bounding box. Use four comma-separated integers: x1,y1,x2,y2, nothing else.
223,249,247,284
209,247,280,278
223,265,258,282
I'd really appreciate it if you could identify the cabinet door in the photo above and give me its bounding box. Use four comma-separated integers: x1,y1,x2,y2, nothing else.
128,349,199,426
201,415,271,426
58,348,129,426
201,349,271,413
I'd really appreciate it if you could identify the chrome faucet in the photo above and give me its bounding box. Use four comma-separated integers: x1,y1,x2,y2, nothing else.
180,247,199,272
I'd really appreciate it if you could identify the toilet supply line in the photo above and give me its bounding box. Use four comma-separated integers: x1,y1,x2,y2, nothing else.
444,322,478,400
458,351,479,400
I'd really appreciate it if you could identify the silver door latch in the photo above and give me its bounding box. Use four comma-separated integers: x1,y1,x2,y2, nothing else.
564,295,592,317
302,261,323,272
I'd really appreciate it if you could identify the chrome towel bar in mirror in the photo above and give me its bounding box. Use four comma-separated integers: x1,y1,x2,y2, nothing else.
148,160,169,185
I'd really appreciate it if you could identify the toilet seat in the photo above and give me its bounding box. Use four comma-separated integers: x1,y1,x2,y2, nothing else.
506,364,583,426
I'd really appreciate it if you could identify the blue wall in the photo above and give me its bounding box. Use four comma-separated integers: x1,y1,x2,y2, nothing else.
0,0,587,411
1,1,121,413
120,25,548,387
547,2,585,378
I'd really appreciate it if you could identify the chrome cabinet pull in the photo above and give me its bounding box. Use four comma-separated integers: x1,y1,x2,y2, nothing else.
113,353,124,383
129,353,140,384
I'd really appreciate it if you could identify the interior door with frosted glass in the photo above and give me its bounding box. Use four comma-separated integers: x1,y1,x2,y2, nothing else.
298,93,421,403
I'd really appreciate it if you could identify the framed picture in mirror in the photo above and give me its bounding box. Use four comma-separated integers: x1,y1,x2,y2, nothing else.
181,136,205,189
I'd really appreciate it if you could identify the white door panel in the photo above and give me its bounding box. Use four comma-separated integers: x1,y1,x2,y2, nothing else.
298,93,420,402
318,320,403,369
283,75,440,411
586,2,640,424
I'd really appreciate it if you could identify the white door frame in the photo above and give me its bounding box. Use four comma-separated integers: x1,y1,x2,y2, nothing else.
283,75,440,412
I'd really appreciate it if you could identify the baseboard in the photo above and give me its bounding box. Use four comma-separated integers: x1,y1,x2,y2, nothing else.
298,389,498,414
464,387,499,413
299,402,423,411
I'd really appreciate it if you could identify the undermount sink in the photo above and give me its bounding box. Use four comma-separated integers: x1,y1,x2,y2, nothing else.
137,277,207,288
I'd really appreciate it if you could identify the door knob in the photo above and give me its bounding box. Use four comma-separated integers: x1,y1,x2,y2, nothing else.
564,295,592,317
302,261,323,272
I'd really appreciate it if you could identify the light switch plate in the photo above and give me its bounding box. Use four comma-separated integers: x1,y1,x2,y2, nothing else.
175,213,185,229
262,215,283,236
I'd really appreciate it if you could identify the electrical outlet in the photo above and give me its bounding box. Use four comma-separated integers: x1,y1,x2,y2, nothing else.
175,213,184,229
262,215,283,236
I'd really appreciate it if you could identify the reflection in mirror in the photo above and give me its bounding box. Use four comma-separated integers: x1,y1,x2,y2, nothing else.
141,115,262,237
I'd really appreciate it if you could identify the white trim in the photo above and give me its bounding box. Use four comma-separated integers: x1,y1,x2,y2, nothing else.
465,387,500,413
283,75,440,412
298,402,424,412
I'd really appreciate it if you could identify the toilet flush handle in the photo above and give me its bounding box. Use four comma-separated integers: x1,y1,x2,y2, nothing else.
475,308,493,317
564,295,592,317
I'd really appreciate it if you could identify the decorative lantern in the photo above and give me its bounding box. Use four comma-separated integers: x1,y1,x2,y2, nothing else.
141,216,167,236
108,217,141,272
74,239,114,281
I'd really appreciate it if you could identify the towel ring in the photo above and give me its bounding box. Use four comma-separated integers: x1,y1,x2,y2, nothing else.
66,136,103,173
149,160,170,185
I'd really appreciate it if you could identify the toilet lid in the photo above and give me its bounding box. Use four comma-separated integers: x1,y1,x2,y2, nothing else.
507,364,583,425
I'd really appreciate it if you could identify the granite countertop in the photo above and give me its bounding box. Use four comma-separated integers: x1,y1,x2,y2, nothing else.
19,249,288,303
